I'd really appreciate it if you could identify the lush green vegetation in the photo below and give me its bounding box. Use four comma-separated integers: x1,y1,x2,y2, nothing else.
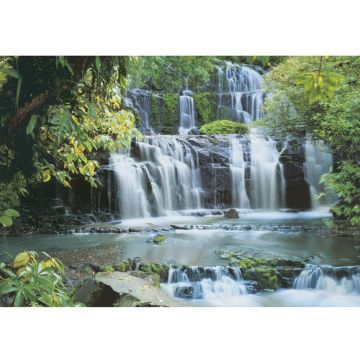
262,56,360,225
0,56,140,216
0,55,358,226
0,251,81,306
200,120,249,135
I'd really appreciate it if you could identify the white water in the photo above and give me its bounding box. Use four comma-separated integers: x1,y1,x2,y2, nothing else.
249,129,286,209
110,136,202,218
230,136,250,208
128,89,153,133
163,266,248,301
163,263,360,307
294,265,360,294
304,137,334,208
110,153,151,218
179,90,196,135
217,62,264,123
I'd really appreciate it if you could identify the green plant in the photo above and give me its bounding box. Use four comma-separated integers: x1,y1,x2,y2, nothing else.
0,209,20,227
0,251,82,307
200,120,249,135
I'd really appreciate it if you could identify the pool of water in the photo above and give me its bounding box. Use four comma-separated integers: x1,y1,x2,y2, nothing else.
0,210,357,266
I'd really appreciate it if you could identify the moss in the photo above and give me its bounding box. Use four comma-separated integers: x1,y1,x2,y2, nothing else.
101,265,115,272
253,267,279,290
114,261,130,272
152,234,166,244
200,120,249,135
162,94,178,133
193,92,218,126
150,94,161,128
236,257,277,270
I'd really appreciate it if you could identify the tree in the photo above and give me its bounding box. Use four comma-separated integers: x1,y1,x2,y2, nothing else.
0,56,140,213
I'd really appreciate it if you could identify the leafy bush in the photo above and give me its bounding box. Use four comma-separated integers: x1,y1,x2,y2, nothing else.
0,251,82,307
200,120,249,135
321,162,360,225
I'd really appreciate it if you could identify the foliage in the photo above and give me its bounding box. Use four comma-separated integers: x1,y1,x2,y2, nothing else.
162,93,178,133
262,56,360,224
127,56,216,93
200,120,249,135
321,162,360,225
0,251,82,307
193,92,217,125
0,208,20,227
0,56,139,209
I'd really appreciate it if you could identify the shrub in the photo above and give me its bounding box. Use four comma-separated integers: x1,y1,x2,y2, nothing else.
0,251,82,307
200,120,249,135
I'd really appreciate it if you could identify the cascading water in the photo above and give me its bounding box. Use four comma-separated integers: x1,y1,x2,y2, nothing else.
127,89,153,133
179,89,196,135
217,62,264,123
162,266,248,301
110,153,151,218
294,264,360,294
110,136,202,219
229,136,250,208
303,137,334,208
248,128,286,210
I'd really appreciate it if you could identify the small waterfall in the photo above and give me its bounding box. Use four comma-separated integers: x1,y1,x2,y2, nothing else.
110,136,202,218
230,136,250,208
217,62,264,123
249,129,286,209
128,89,153,133
163,266,248,300
179,90,196,135
294,265,360,294
110,153,151,218
303,137,334,208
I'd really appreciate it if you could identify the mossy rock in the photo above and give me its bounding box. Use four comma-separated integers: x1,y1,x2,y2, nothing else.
150,262,170,281
100,265,115,273
200,120,249,135
152,234,166,244
242,266,279,290
114,261,130,272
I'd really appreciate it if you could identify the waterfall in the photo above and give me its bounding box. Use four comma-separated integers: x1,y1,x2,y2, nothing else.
217,62,264,123
303,137,334,208
230,135,250,208
110,136,202,218
110,153,151,218
248,129,286,209
162,266,248,300
294,264,360,294
179,90,196,135
128,89,153,133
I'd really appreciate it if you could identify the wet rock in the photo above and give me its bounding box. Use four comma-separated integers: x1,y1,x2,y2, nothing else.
74,277,120,306
170,224,192,230
224,208,239,219
152,234,167,244
96,272,179,307
174,285,194,299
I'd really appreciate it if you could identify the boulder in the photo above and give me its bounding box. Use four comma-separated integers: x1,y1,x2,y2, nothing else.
74,272,180,307
224,208,239,219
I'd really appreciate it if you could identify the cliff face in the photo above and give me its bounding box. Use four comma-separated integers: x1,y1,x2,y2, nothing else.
23,133,311,220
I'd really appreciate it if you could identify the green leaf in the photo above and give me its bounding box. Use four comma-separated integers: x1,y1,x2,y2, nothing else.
15,75,22,109
14,291,25,307
42,170,51,183
26,115,37,135
0,215,13,227
4,209,20,218
95,56,101,72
